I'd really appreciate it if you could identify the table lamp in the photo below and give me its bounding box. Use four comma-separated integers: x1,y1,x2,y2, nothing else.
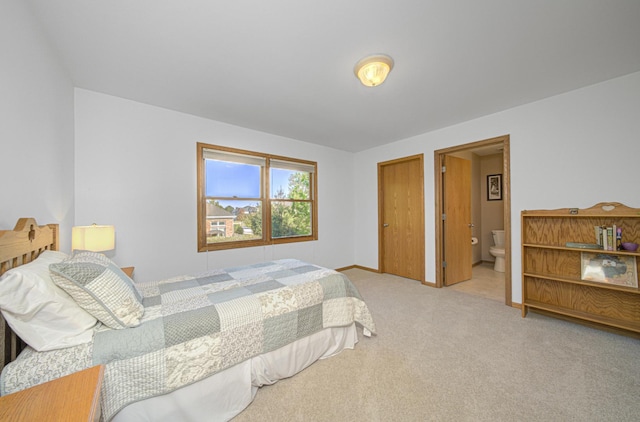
71,224,115,252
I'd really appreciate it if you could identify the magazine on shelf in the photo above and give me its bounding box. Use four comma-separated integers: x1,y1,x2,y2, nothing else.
581,251,637,287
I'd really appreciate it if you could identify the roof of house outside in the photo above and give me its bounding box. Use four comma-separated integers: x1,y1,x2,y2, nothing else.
237,206,258,214
206,203,236,219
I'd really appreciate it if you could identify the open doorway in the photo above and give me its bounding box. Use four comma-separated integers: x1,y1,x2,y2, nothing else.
434,135,512,306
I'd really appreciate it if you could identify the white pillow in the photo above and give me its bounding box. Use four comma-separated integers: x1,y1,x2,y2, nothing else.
0,250,97,351
50,252,144,329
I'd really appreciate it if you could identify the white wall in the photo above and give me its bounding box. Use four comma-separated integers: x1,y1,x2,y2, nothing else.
480,154,504,262
74,89,355,282
354,71,640,303
5,0,640,305
0,0,75,249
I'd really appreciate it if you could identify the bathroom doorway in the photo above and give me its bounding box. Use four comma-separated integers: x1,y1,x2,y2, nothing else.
434,135,512,306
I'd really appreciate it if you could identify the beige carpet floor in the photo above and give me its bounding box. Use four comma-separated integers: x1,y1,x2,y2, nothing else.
233,269,640,421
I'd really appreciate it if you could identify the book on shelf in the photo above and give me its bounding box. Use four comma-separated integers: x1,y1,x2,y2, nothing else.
595,224,620,251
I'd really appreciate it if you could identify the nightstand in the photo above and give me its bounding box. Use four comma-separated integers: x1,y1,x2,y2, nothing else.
0,365,104,421
121,266,134,278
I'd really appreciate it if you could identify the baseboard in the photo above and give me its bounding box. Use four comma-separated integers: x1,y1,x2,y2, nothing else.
335,264,379,273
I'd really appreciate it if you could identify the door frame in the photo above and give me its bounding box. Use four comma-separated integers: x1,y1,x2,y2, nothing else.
378,154,426,283
434,135,512,306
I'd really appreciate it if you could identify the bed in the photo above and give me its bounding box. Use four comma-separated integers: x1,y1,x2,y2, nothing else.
0,219,376,421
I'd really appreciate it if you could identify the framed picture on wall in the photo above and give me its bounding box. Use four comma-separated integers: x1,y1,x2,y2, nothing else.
487,174,502,201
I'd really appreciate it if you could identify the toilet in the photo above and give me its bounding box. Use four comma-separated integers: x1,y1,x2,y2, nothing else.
489,230,505,272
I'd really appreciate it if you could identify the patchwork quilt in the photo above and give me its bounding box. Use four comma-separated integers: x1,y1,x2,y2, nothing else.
1,259,376,421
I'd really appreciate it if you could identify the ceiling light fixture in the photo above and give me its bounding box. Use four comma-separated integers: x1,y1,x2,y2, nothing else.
354,54,394,87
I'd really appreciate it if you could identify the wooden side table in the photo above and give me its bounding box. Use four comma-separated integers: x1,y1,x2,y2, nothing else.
121,266,135,278
0,365,104,421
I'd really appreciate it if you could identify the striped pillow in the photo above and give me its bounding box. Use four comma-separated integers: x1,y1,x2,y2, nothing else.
50,252,143,329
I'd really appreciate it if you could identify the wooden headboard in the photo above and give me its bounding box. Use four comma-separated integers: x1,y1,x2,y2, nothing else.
0,218,59,371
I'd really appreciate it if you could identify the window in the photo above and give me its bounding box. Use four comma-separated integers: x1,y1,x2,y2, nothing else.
197,143,317,251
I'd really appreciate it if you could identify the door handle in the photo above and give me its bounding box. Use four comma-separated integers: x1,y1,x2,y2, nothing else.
383,223,389,227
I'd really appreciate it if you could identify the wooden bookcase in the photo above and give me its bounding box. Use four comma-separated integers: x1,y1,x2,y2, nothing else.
521,202,640,335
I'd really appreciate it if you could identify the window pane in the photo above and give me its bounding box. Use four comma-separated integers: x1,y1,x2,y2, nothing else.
206,199,262,244
206,159,261,198
270,168,310,200
270,201,312,238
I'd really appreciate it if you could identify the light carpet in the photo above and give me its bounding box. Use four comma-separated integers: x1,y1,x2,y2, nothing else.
233,269,640,421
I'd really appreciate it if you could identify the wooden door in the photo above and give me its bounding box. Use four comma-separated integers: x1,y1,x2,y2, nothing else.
378,155,424,281
443,155,472,285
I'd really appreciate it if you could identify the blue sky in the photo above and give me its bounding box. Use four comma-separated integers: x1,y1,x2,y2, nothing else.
206,160,292,208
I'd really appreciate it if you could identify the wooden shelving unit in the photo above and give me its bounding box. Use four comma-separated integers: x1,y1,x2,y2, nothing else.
521,202,640,335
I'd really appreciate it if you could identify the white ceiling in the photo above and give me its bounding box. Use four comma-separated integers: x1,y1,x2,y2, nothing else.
25,0,640,152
